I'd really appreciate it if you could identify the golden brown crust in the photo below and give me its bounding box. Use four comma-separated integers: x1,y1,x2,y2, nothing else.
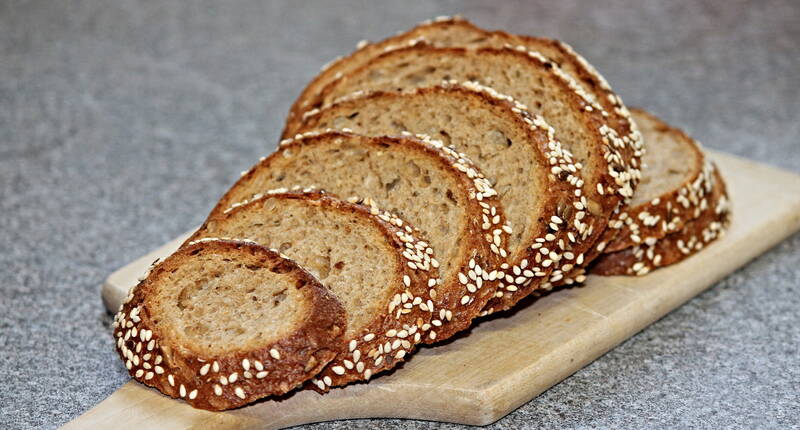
293,84,591,313
112,239,345,410
209,132,509,341
591,165,730,276
187,191,437,391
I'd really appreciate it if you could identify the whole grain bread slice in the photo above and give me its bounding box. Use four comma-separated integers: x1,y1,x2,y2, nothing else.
591,166,730,276
294,82,588,312
600,109,714,253
185,191,437,390
286,16,643,179
112,239,346,410
210,132,509,339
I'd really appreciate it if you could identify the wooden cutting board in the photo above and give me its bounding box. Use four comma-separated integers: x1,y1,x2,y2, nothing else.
66,150,800,429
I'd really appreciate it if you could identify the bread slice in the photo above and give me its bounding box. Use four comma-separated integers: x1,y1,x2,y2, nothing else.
591,166,730,276
210,132,509,338
185,191,437,390
286,16,643,176
294,82,588,312
112,239,346,410
600,109,714,253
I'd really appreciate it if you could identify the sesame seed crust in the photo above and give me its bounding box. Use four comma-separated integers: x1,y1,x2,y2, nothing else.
186,191,438,392
112,239,345,411
591,165,730,276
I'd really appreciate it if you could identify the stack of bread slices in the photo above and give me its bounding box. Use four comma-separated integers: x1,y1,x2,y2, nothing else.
112,16,731,410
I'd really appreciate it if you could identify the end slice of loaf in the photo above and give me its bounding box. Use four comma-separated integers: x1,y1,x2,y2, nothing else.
211,132,509,340
112,239,345,410
600,109,713,253
591,165,730,276
295,83,588,312
186,191,437,390
286,16,643,182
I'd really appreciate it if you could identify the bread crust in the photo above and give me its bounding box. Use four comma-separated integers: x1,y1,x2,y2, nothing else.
294,83,593,313
210,132,510,340
591,165,730,276
187,191,438,391
112,239,346,410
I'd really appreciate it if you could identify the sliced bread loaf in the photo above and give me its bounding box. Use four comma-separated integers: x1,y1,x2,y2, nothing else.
288,43,637,282
286,16,643,178
592,166,730,276
600,109,714,253
185,191,437,390
112,239,346,410
294,82,588,312
210,132,509,339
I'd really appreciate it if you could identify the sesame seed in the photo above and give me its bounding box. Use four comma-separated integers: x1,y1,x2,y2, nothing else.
213,385,222,396
200,363,210,376
242,359,250,371
235,387,246,399
189,390,198,400
332,366,346,375
179,384,186,398
270,349,281,360
257,371,268,379
167,374,175,386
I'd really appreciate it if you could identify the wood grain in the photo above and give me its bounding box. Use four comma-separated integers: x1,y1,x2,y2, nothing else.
67,150,800,429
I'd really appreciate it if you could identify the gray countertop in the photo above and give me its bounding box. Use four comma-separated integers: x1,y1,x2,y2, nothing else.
1,1,798,428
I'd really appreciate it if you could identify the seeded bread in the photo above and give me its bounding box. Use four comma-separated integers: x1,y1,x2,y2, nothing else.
285,16,643,181
295,83,588,312
287,42,637,288
601,109,714,253
210,132,508,340
592,166,730,276
112,239,345,410
186,191,437,390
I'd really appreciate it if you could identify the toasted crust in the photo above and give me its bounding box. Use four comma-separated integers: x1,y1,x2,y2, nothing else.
600,109,713,253
285,16,642,187
591,166,730,276
211,131,509,340
112,239,346,410
295,83,591,312
187,191,437,391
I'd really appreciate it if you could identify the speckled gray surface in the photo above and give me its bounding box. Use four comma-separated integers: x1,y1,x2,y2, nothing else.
1,1,798,429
